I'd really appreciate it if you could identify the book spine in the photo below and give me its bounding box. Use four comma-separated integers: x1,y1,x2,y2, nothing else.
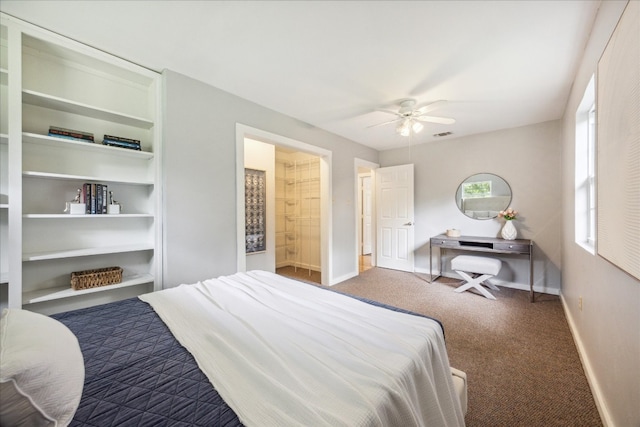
102,184,108,214
83,183,91,214
103,134,140,144
90,183,97,214
50,125,94,137
48,133,94,143
49,127,94,141
96,184,103,214
102,139,141,150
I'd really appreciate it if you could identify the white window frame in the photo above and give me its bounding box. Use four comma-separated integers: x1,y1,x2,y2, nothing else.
574,75,596,254
586,104,596,246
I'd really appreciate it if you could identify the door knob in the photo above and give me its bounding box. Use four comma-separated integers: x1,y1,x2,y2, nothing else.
404,222,414,226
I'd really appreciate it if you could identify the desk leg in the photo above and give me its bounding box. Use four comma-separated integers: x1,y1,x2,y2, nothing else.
429,244,442,283
529,245,534,302
430,243,433,282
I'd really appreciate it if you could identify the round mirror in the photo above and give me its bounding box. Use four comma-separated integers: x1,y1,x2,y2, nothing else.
455,173,512,220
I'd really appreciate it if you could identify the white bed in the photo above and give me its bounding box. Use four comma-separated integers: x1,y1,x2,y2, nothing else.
1,270,466,426
141,270,467,427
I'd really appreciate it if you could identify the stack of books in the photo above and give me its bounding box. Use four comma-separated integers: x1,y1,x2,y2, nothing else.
102,134,141,151
48,126,94,143
82,183,109,214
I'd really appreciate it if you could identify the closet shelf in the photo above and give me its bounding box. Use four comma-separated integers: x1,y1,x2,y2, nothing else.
23,274,153,304
286,177,320,184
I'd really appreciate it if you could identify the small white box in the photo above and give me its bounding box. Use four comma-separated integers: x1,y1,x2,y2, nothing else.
68,203,86,215
107,204,121,214
446,228,461,237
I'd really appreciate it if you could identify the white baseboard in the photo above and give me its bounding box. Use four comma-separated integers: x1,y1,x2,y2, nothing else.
329,270,358,286
560,294,612,427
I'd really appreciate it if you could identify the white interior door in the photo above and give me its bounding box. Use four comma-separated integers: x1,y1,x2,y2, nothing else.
361,175,372,255
375,164,414,272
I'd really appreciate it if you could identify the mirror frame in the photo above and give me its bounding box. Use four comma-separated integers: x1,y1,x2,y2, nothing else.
455,173,512,220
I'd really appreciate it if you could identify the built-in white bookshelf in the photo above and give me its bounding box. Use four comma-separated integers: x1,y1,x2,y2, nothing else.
1,13,162,313
1,22,9,303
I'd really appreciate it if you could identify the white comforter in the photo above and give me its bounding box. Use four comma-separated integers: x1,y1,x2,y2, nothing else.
139,270,464,427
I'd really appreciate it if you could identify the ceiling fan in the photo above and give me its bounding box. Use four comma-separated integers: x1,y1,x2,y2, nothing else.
368,99,456,136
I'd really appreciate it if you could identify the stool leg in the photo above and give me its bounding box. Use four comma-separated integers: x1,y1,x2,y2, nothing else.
454,271,497,300
483,280,500,291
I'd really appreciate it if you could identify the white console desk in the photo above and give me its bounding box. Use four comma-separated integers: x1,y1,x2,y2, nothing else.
430,234,535,302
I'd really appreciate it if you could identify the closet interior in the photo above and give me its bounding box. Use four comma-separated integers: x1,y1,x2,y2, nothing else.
275,148,321,280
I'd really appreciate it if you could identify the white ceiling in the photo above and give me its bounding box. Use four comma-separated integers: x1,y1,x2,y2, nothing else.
1,1,600,151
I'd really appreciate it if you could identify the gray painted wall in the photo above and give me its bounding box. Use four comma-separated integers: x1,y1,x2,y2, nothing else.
162,70,378,287
561,1,639,425
379,120,562,294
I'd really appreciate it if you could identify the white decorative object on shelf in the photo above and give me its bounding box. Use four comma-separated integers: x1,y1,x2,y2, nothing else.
501,220,517,240
446,229,461,237
108,191,122,214
64,189,85,214
67,203,85,215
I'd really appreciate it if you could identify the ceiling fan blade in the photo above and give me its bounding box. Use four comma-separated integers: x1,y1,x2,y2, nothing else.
416,100,448,114
415,115,456,125
376,109,403,117
366,117,403,128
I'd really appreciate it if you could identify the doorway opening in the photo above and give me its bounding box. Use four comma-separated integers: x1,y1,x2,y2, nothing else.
358,170,373,273
237,124,332,286
355,159,379,274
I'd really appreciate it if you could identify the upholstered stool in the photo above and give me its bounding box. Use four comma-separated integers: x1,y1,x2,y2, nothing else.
451,255,502,300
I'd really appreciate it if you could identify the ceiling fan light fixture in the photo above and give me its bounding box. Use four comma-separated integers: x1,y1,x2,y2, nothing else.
396,121,411,136
395,119,423,137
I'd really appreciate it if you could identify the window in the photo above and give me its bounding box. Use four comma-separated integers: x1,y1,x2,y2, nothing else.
462,180,491,198
575,75,596,253
586,104,596,245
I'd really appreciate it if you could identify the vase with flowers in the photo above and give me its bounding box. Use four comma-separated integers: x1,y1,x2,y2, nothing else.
498,208,518,240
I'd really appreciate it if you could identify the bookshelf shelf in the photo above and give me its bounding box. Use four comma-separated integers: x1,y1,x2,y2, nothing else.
23,244,154,262
0,24,7,305
23,274,154,304
23,132,154,159
23,213,153,218
22,89,154,129
23,170,154,186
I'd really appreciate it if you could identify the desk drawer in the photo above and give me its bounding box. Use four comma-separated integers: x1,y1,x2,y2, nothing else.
493,242,530,253
431,238,460,248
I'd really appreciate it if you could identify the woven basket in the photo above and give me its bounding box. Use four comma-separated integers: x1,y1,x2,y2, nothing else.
71,266,123,290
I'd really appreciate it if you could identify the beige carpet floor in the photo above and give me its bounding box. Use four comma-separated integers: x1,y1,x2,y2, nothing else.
327,267,602,427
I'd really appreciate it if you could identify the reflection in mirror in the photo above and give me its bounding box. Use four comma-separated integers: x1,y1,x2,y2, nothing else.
455,173,512,220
